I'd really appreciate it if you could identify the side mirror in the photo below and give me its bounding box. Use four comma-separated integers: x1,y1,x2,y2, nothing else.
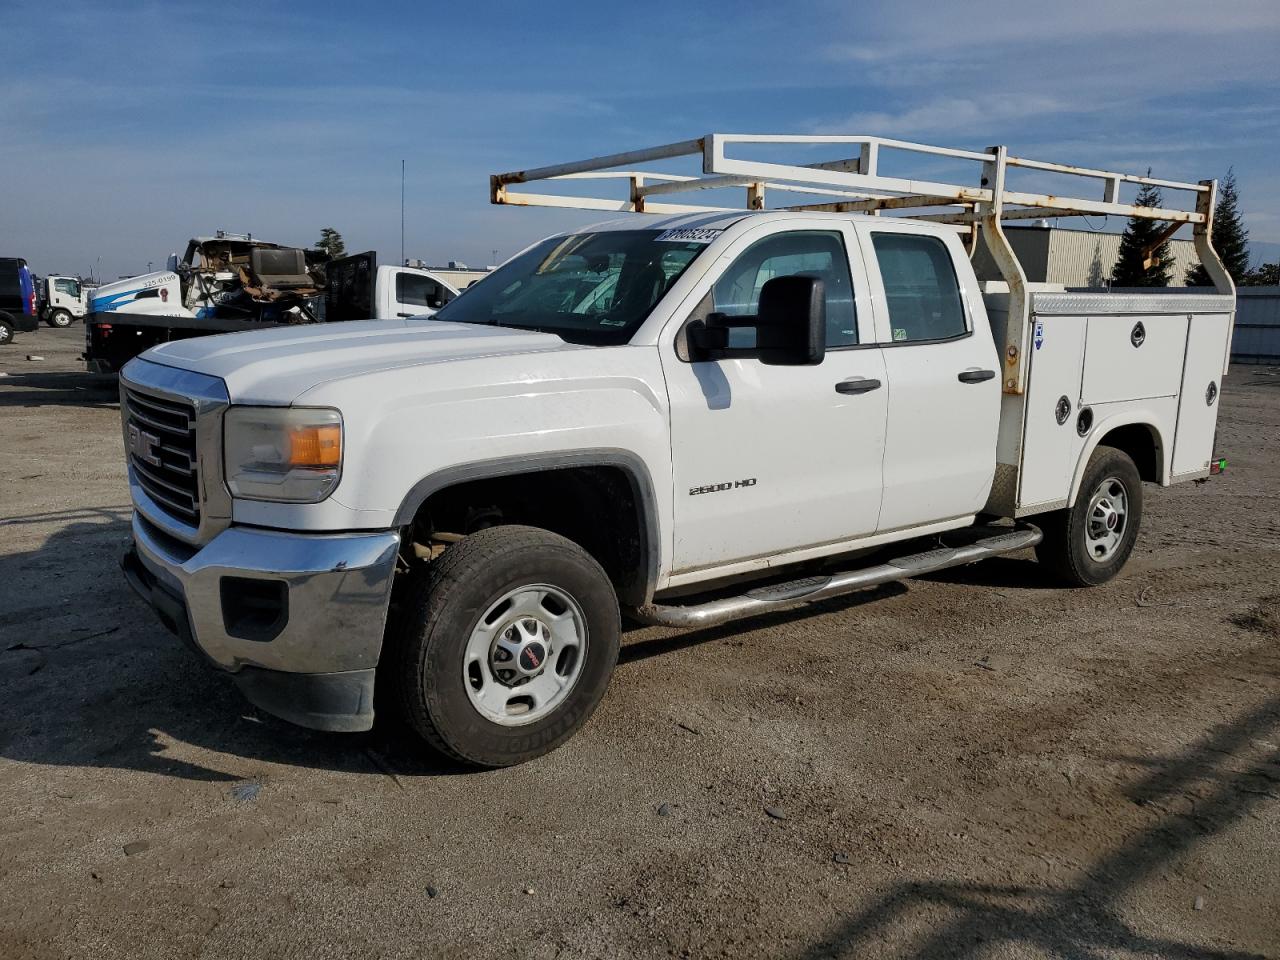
165,253,179,273
755,275,826,365
687,275,826,366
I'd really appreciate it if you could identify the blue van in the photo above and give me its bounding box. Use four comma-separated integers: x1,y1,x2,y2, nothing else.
0,257,40,345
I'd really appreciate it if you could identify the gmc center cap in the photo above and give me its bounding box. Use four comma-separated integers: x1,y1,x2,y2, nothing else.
518,641,547,673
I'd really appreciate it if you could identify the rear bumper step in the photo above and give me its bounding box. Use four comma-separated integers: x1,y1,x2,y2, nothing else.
630,524,1042,629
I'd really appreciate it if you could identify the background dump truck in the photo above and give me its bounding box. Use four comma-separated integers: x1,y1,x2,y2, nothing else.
118,134,1233,767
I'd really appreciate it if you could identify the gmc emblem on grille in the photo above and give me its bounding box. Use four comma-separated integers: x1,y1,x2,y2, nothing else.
127,423,163,467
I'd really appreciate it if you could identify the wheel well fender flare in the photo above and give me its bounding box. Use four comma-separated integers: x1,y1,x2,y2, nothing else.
1068,415,1166,506
392,448,663,601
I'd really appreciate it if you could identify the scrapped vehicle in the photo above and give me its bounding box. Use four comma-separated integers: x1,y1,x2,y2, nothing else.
84,232,327,374
325,251,459,321
41,275,89,327
119,134,1236,768
0,256,39,345
85,238,462,374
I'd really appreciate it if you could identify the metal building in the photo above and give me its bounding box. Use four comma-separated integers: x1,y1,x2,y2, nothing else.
1232,287,1280,363
972,224,1200,287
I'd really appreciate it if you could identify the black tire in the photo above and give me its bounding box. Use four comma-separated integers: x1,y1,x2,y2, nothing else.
1034,445,1143,586
388,525,620,767
0,318,13,345
47,309,73,328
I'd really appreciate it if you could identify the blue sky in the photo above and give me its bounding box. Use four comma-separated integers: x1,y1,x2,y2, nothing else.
3,0,1278,279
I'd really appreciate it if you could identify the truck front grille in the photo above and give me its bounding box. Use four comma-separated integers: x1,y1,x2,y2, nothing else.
123,387,201,527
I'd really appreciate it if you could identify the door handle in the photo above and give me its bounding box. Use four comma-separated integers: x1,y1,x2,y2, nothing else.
957,369,996,384
835,377,882,395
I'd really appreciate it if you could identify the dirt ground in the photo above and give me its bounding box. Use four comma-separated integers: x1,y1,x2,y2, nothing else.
1,325,1277,960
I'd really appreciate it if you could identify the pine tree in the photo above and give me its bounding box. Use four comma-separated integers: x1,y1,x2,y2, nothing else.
315,227,346,259
1244,261,1279,286
1186,169,1250,286
1111,178,1173,287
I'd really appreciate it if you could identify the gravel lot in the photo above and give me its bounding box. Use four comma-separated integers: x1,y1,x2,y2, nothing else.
1,326,1278,960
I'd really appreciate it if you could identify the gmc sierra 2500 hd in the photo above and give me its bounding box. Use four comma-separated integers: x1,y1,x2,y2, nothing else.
119,135,1235,767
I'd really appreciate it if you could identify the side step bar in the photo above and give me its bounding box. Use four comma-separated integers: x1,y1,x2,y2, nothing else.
630,525,1042,629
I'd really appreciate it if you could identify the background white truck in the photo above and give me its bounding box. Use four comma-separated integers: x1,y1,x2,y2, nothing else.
41,276,89,327
118,134,1235,768
324,251,460,322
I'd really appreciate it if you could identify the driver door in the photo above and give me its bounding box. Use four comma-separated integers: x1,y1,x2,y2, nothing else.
660,221,887,578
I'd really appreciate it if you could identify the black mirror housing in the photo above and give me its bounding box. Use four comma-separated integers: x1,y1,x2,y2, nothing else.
755,275,826,365
685,275,826,365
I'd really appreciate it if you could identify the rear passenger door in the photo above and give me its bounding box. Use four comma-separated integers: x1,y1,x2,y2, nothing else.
856,224,1000,532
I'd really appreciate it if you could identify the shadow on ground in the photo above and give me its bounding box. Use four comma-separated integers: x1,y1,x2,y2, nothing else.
0,370,118,408
791,695,1280,960
0,514,916,786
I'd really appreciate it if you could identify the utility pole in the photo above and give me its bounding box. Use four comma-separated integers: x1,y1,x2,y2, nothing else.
401,159,406,267
491,248,498,265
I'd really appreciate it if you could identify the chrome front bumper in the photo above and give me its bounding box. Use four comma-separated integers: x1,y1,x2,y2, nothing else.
123,512,400,732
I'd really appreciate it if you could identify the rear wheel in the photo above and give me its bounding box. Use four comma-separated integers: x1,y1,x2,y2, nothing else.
388,525,620,767
0,318,13,345
47,309,73,328
1034,445,1143,586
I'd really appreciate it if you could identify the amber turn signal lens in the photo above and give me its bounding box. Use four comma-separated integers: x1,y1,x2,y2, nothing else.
287,424,342,467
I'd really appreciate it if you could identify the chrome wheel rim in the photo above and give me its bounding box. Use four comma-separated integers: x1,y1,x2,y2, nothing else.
462,583,588,726
1085,476,1129,561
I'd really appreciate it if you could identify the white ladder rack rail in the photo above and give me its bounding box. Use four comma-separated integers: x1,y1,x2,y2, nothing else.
491,133,1235,397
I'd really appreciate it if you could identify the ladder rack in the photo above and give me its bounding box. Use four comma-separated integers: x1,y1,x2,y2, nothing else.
490,133,1235,395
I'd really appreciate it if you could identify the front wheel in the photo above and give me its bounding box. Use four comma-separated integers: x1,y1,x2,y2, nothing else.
1034,445,1143,586
0,319,13,345
47,309,73,328
388,525,620,767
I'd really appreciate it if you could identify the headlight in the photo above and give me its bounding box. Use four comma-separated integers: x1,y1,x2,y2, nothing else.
224,406,343,503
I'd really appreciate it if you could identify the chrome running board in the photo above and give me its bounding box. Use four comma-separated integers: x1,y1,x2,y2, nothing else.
630,525,1042,629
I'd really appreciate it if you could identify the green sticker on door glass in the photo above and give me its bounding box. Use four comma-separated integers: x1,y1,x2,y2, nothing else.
892,327,908,341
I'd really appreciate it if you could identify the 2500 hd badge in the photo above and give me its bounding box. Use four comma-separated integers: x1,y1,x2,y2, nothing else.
690,478,758,496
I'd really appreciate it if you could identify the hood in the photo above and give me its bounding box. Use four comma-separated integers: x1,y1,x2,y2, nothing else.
140,318,576,404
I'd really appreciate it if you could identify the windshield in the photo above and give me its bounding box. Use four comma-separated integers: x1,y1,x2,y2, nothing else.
433,229,707,345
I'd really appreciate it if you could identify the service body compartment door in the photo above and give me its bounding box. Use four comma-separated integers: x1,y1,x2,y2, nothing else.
1081,314,1188,403
1171,313,1232,478
1018,315,1087,511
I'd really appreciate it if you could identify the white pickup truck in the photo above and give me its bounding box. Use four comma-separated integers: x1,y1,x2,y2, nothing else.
119,135,1235,767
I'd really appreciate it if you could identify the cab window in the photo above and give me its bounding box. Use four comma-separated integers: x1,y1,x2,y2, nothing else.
870,233,967,343
396,273,453,309
712,231,857,348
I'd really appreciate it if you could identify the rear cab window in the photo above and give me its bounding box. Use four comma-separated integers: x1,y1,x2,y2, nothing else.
870,233,967,343
396,273,453,309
